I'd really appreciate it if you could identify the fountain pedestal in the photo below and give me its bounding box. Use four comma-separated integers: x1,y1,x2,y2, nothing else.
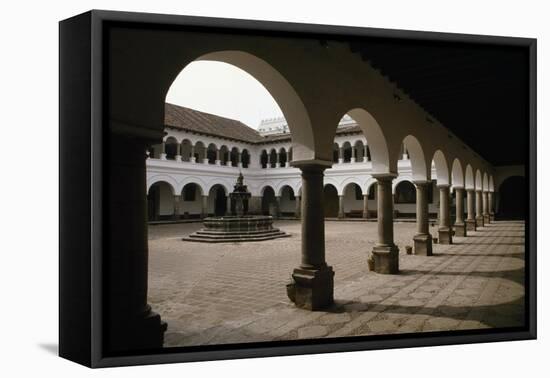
183,173,290,243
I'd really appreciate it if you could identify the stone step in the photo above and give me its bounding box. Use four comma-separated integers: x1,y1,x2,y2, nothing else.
182,231,290,243
194,228,282,236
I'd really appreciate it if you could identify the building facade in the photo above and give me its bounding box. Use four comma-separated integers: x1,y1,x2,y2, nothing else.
147,104,457,221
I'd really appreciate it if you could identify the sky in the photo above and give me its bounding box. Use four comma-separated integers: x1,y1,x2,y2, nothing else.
165,61,284,129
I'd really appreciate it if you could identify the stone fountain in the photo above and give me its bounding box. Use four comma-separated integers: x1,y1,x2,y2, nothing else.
182,173,290,243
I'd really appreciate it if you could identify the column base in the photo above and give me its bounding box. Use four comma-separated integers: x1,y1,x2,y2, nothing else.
372,244,399,274
454,222,467,237
476,216,484,228
489,213,495,222
287,265,334,310
438,227,453,244
108,305,167,353
466,219,477,231
413,234,433,256
483,214,490,224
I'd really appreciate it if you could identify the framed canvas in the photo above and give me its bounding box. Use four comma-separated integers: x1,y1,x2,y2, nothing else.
59,10,536,368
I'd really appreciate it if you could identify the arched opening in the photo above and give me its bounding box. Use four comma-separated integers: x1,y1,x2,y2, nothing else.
354,140,365,162
147,181,175,221
165,137,179,160
261,186,276,215
465,165,474,190
219,145,229,166
181,183,203,219
332,143,340,163
279,185,296,216
342,141,352,163
451,159,464,188
323,184,339,218
279,147,288,167
432,150,450,186
394,181,416,218
241,149,250,168
498,176,526,219
208,184,227,216
269,149,277,168
346,109,391,173
206,143,217,165
193,141,206,163
342,183,363,218
180,139,193,162
230,147,239,167
260,150,268,169
403,135,428,181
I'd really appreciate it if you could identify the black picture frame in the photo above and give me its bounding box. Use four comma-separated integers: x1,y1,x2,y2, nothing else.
59,9,537,368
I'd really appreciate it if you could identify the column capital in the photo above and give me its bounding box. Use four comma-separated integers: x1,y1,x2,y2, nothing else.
372,172,398,181
412,180,431,187
291,159,332,169
453,185,465,191
436,183,450,189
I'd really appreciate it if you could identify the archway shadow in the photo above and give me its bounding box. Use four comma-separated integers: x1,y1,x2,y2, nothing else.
325,297,525,330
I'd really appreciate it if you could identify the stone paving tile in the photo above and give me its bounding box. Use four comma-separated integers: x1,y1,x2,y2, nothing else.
148,220,525,347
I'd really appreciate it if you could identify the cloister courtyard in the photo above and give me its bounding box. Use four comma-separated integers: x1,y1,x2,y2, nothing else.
148,219,525,347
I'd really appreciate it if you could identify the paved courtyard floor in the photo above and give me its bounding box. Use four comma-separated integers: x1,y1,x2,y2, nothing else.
148,220,525,347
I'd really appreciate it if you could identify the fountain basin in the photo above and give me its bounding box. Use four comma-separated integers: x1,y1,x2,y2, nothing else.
182,215,290,243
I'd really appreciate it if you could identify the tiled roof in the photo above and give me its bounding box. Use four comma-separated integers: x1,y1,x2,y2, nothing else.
165,103,362,144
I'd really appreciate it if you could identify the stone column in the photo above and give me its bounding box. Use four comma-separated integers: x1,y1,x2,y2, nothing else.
454,187,467,237
215,149,221,165
362,194,369,219
438,185,453,244
483,190,490,224
160,141,166,160
287,164,334,310
238,152,242,168
276,153,281,168
106,134,166,353
371,174,399,274
190,145,196,163
275,196,281,218
295,195,301,218
466,189,477,231
338,195,345,219
476,190,484,227
489,191,495,221
201,195,208,218
351,147,356,163
338,147,344,164
413,181,432,255
173,194,181,220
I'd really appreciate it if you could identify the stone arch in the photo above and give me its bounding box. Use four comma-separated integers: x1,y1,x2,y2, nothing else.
177,176,207,196
147,176,177,195
332,142,340,163
451,158,465,189
230,146,239,167
259,184,277,197
241,149,250,168
475,170,483,190
465,164,475,190
341,178,364,195
219,145,230,165
205,181,231,196
260,149,268,168
432,150,450,186
278,147,288,167
403,135,429,181
193,51,315,161
392,176,414,194
346,108,392,174
323,177,341,195
261,185,277,215
341,141,352,163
